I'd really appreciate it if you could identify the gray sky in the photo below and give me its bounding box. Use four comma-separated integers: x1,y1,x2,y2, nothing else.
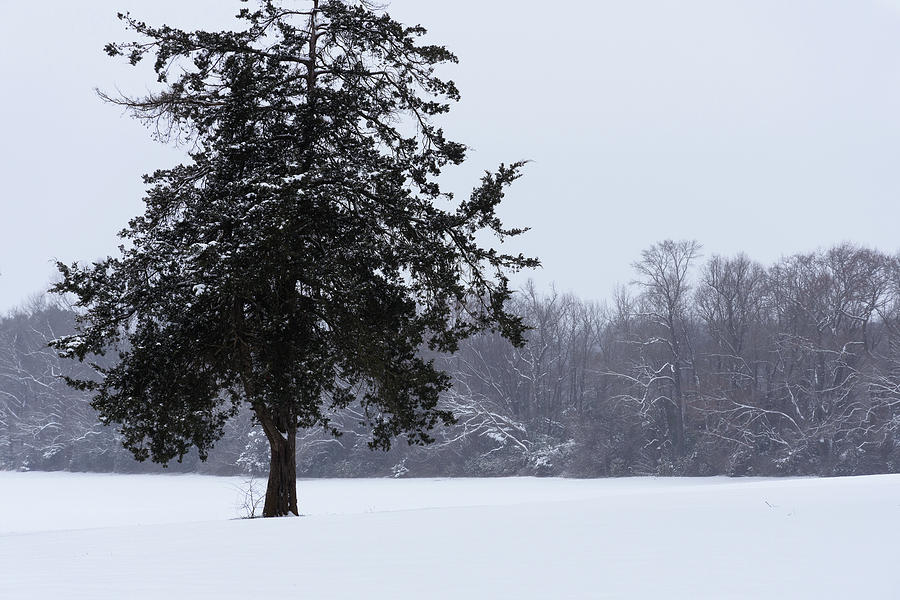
2,0,900,313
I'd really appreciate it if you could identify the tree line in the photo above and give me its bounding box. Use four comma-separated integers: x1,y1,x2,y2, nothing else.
3,240,898,478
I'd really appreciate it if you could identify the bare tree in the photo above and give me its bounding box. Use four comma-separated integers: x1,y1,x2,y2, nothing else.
610,240,701,458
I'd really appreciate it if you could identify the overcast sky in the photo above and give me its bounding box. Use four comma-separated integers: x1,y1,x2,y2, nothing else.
2,0,900,313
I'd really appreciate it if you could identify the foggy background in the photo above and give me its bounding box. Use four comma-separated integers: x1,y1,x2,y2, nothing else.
2,0,900,312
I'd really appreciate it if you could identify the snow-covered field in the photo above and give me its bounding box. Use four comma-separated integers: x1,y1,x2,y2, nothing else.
0,473,897,599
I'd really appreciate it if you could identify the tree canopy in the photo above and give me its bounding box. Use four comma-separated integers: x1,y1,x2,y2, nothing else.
52,0,536,516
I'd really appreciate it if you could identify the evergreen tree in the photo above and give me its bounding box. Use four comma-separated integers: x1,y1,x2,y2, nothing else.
52,0,536,516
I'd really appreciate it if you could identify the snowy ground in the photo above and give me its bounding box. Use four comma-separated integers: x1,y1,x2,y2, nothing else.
1,473,897,599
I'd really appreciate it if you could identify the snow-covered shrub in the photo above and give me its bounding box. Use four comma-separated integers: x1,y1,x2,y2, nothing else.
236,430,269,476
526,439,576,476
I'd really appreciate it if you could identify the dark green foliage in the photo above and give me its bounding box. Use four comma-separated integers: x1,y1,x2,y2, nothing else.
52,0,536,480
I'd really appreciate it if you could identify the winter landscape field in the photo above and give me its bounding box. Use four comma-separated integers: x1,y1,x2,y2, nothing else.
2,1,900,598
1,472,897,599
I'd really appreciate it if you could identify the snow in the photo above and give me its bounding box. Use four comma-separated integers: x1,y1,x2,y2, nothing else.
0,473,898,599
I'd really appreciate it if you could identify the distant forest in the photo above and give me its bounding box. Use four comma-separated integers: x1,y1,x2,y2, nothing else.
2,240,899,478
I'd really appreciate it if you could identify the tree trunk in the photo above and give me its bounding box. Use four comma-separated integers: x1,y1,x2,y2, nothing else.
669,362,686,457
663,399,685,457
253,406,299,517
263,432,298,517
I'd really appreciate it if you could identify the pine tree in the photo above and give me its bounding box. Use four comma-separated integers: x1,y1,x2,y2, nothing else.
52,0,536,517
